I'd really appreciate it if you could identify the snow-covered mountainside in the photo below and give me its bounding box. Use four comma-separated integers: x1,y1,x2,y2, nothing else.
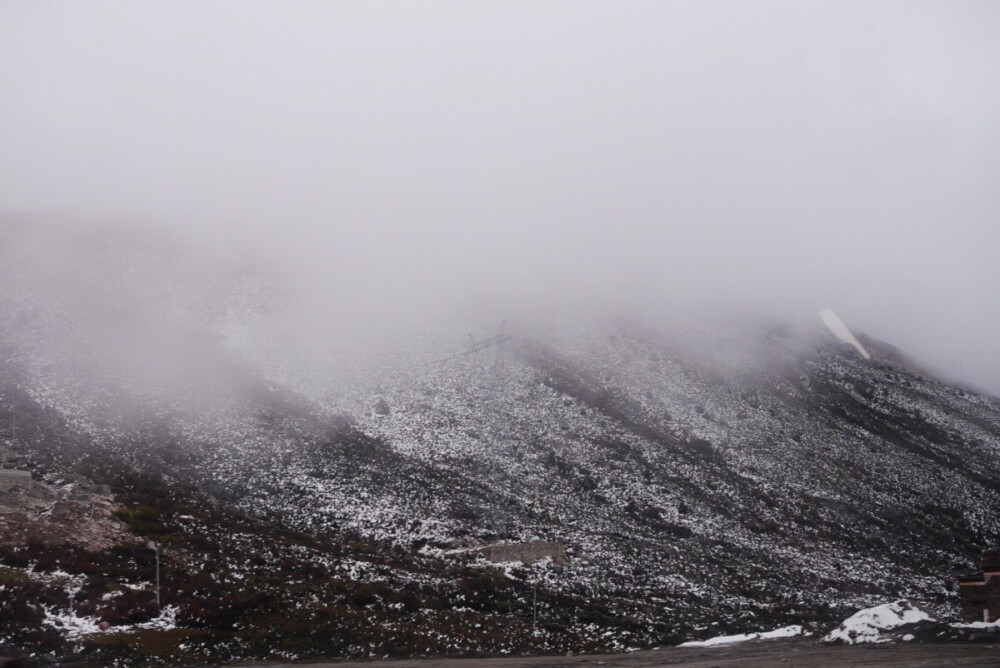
2,220,999,666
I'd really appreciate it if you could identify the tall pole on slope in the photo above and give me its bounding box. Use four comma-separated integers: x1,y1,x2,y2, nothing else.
532,580,537,630
149,540,161,610
3,409,13,468
156,542,161,610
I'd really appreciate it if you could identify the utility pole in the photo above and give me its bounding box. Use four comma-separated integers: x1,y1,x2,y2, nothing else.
149,540,161,610
532,580,537,630
156,542,161,610
3,409,12,468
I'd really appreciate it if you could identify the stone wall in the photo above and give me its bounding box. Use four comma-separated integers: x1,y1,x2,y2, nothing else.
0,469,32,492
0,473,136,551
474,540,567,566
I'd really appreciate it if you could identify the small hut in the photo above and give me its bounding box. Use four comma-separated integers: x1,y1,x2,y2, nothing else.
958,551,1000,623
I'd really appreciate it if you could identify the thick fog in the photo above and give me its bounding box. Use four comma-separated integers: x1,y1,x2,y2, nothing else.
2,1,999,394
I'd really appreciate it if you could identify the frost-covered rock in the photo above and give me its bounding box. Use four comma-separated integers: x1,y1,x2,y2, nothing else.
823,600,935,644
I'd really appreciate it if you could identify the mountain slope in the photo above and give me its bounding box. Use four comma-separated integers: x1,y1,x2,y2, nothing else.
1,221,998,665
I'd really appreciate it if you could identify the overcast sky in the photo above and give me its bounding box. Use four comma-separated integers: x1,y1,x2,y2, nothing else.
2,1,999,393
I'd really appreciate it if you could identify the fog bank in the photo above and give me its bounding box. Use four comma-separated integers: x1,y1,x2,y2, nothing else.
2,1,998,393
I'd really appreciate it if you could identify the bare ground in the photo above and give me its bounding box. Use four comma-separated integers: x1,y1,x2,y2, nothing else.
0,475,137,552
243,638,1000,668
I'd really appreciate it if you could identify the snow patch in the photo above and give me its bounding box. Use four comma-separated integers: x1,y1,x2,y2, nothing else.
952,620,1000,630
679,624,805,647
823,600,934,645
43,605,179,639
43,607,104,639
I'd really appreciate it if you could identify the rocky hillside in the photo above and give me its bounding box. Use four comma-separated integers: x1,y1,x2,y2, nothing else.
1,220,998,666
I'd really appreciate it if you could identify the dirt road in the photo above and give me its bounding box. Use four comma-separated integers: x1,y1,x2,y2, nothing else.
244,638,999,667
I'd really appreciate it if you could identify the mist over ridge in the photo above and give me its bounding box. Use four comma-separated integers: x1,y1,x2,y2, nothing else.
4,7,1000,662
0,213,981,424
1,2,998,393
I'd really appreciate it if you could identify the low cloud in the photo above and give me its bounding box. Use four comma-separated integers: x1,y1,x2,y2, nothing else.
2,1,998,393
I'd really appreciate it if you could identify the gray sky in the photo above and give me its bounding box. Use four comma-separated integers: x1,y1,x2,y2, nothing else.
2,1,999,393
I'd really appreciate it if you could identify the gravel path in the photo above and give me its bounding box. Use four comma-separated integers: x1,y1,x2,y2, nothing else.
242,639,1000,667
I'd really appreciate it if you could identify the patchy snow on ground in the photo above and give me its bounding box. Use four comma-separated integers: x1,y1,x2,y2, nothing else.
679,625,805,647
136,605,179,630
43,607,105,639
42,605,179,639
823,600,933,645
952,619,1000,630
759,625,806,640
